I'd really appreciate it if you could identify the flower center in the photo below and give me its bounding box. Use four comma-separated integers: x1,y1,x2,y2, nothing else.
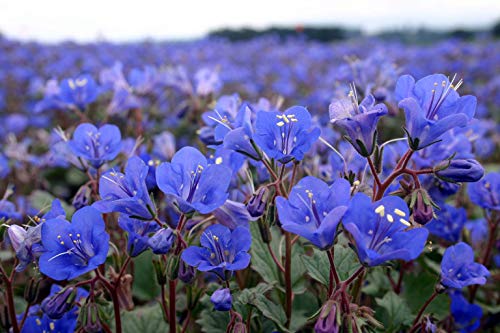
426,74,463,120
276,114,298,155
49,233,95,266
186,164,204,202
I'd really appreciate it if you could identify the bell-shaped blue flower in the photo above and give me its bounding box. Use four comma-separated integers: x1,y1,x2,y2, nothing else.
449,290,483,333
253,106,320,163
440,242,489,289
395,74,476,150
329,93,388,156
68,123,122,168
210,288,232,311
426,204,466,243
156,147,232,214
93,156,155,220
343,193,429,266
39,206,110,281
276,177,351,250
434,159,484,183
118,215,160,257
181,224,251,280
468,172,500,211
148,227,175,254
59,74,99,111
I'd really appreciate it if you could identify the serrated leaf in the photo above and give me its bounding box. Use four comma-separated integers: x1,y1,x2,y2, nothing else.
120,304,166,333
250,294,288,332
375,291,413,332
333,244,360,280
237,283,275,305
301,249,330,286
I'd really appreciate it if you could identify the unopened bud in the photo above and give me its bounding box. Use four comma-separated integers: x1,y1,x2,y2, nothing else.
24,278,42,304
148,228,175,255
152,259,167,285
315,300,339,333
41,286,76,320
210,288,232,311
72,185,91,210
247,187,269,218
410,189,435,225
178,260,196,284
232,322,247,333
79,303,103,333
166,255,180,280
434,159,484,183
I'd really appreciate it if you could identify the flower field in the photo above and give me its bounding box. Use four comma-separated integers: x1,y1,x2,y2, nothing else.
0,35,499,332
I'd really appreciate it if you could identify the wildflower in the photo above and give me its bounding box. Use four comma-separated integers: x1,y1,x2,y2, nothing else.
181,224,251,280
343,193,429,266
39,206,110,281
59,74,99,111
253,106,320,163
210,288,232,311
147,228,175,255
440,242,489,289
449,290,482,333
276,177,351,250
156,147,232,214
434,159,484,183
468,172,500,211
395,73,476,150
329,92,388,156
93,156,156,220
118,215,160,257
68,123,122,168
426,204,466,243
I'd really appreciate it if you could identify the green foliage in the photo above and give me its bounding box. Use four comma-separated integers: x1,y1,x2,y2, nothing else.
375,291,413,332
132,251,160,301
120,304,166,333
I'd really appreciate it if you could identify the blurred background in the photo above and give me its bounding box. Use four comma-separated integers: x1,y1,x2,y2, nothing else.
1,0,500,42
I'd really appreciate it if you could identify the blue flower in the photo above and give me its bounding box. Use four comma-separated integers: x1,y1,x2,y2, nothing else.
440,242,489,289
210,288,232,311
329,93,388,156
68,123,122,168
181,224,251,280
39,206,110,281
449,290,482,333
395,74,476,150
213,200,256,230
148,227,175,254
0,199,22,221
59,74,99,111
468,172,500,211
0,153,10,179
464,218,488,248
343,194,429,266
93,156,155,220
426,204,466,243
118,215,160,257
434,159,484,183
276,177,351,250
253,106,320,163
156,147,232,214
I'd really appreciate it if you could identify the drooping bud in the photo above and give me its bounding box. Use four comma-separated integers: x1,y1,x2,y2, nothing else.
72,185,91,210
41,286,76,319
79,302,103,333
314,300,339,333
178,260,196,284
247,187,269,218
148,228,175,255
7,225,26,252
24,277,42,304
434,159,484,183
409,189,436,225
210,288,232,311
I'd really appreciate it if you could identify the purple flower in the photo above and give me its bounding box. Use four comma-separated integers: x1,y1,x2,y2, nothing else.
254,106,320,163
210,288,232,311
426,204,466,243
468,172,500,211
59,74,99,111
395,74,476,150
464,218,488,248
156,147,232,214
118,215,160,257
329,93,388,156
343,194,429,266
68,123,122,168
434,159,484,183
39,206,110,281
440,242,489,289
449,290,482,333
147,228,175,255
181,224,251,280
93,156,155,220
276,177,351,250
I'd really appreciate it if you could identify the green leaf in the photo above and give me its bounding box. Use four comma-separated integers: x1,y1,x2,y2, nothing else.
249,223,306,294
375,291,413,333
290,292,320,332
402,271,449,320
132,251,160,301
250,294,288,332
333,244,360,281
120,304,166,333
301,249,330,286
196,294,231,333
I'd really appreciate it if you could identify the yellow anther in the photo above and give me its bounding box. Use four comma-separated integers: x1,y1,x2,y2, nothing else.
36,319,42,326
485,182,491,189
224,250,230,256
213,235,219,242
276,121,285,127
77,234,81,238
352,180,360,186
374,205,385,216
394,209,406,217
57,235,62,239
210,253,215,259
60,241,65,245
215,157,223,165
400,218,411,227
50,322,55,331
69,233,72,237
387,214,394,223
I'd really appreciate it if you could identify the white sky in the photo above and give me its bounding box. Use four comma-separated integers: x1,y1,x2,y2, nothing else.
0,0,499,42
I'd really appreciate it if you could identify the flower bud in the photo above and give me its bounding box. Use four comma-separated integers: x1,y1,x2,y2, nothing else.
41,286,76,319
314,300,339,333
166,255,180,280
79,302,103,333
148,228,175,255
72,185,91,210
178,260,196,284
7,225,26,252
410,189,435,225
247,187,269,218
232,322,247,333
152,259,167,285
434,159,484,183
210,288,232,311
24,277,41,304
